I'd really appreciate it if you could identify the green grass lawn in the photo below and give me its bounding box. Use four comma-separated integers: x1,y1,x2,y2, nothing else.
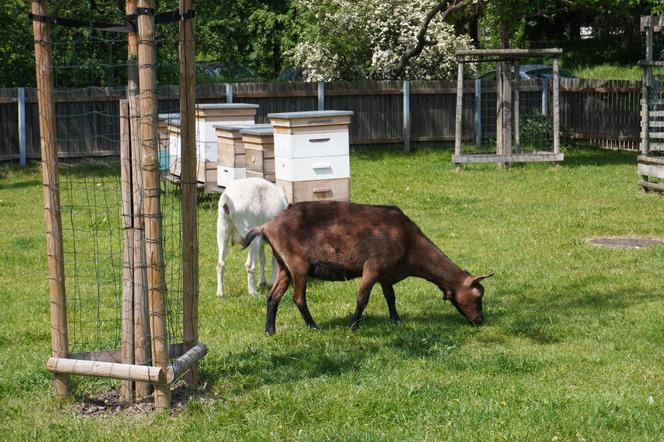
1,146,663,440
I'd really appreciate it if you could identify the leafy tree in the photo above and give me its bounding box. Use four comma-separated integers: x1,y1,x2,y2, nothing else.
287,0,475,81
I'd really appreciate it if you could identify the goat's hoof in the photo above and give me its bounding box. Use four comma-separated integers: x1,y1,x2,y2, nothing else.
349,322,360,331
390,317,401,324
216,293,224,299
307,323,319,330
265,328,276,336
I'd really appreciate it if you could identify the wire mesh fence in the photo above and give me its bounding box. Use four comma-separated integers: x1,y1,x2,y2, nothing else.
49,6,186,358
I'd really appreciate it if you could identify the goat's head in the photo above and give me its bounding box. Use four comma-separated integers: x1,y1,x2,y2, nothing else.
443,274,493,325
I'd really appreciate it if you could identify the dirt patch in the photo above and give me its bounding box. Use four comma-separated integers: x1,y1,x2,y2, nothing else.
587,237,664,249
73,381,210,417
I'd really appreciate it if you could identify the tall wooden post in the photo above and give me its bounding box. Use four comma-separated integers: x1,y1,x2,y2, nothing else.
497,61,512,168
137,0,171,411
32,0,70,400
180,0,199,387
454,61,464,171
119,100,134,403
127,0,151,401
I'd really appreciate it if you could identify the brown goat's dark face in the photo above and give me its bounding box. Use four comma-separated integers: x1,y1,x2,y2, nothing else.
444,274,492,325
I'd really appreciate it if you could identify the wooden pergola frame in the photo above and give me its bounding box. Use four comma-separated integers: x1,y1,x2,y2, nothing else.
453,48,564,169
638,16,664,192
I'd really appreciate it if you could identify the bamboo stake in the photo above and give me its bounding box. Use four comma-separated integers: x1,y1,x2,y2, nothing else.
47,358,166,384
120,100,134,403
137,0,170,411
31,0,70,400
179,0,200,387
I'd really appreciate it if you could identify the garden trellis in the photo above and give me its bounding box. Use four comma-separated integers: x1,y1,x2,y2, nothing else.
638,15,664,192
453,49,564,169
31,0,204,411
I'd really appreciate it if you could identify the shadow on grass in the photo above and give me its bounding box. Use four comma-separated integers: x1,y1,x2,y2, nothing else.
562,146,637,167
199,305,484,397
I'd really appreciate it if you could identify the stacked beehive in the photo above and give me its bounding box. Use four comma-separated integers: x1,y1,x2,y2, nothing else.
269,111,353,203
166,118,181,177
195,104,258,190
215,124,247,187
240,124,275,183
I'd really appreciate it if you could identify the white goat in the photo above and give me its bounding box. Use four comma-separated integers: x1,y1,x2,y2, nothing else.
217,177,288,297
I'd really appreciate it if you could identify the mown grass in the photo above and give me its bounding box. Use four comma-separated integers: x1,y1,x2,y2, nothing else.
572,65,642,81
1,145,663,440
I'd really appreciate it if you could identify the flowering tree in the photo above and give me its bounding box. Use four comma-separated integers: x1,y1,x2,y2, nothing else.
288,0,476,81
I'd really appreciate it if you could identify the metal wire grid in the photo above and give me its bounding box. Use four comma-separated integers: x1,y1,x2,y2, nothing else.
49,15,186,354
464,79,554,155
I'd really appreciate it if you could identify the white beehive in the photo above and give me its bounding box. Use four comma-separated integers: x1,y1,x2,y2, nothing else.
269,110,353,203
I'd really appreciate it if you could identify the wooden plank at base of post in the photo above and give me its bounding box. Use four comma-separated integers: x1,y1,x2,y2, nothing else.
47,358,166,384
452,153,564,163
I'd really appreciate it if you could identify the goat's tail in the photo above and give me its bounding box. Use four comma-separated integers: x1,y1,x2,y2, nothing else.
242,226,264,249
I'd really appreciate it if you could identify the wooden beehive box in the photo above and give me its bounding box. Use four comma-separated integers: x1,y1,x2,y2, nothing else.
269,110,353,203
215,124,248,187
195,103,258,186
240,124,275,183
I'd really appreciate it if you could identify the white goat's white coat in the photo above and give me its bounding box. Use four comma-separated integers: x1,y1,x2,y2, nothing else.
217,177,288,297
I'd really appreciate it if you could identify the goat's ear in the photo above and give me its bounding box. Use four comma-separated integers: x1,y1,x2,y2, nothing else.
443,288,454,300
471,274,494,285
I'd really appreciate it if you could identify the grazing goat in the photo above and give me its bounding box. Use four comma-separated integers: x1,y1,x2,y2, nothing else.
243,201,492,335
217,177,288,297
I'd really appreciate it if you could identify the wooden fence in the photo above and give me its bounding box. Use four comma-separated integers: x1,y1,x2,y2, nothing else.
0,79,642,162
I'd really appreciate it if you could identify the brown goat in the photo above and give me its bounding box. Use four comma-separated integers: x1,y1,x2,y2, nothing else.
243,201,492,336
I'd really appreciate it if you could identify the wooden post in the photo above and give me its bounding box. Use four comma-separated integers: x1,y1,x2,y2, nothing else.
137,0,170,411
454,61,464,171
552,57,560,157
18,87,27,166
127,0,151,401
496,61,503,157
513,60,520,152
403,80,411,153
474,79,481,145
31,0,70,399
226,83,233,103
497,61,512,167
317,81,325,111
119,100,134,403
179,0,199,387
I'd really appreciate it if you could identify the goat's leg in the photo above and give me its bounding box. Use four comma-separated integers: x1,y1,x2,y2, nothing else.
292,272,318,330
266,268,291,336
350,271,378,330
245,239,260,296
270,254,279,287
216,222,230,298
257,237,267,288
380,283,401,323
